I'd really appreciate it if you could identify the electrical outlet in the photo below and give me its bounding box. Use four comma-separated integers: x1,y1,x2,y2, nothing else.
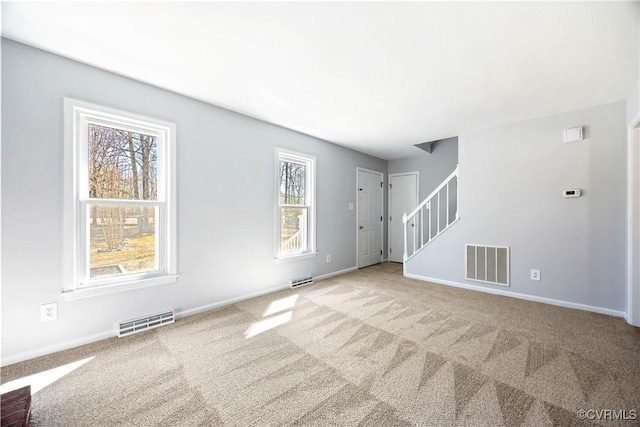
326,254,332,263
41,303,58,322
530,269,541,281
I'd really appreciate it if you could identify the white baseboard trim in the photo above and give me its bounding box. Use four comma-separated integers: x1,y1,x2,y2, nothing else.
315,266,358,281
175,284,291,319
1,330,114,367
624,311,640,326
404,273,626,318
2,266,359,366
178,266,357,319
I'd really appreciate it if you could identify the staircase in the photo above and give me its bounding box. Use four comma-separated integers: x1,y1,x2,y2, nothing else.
402,166,459,261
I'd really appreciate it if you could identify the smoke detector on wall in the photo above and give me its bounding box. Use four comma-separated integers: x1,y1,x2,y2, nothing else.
563,127,584,143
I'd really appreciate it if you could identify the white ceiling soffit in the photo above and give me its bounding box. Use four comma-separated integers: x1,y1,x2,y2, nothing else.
2,2,639,160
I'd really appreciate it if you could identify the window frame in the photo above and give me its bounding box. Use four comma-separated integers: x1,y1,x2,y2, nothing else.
275,148,316,262
63,98,177,300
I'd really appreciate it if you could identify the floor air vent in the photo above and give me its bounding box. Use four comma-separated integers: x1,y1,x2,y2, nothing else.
290,275,314,288
466,244,509,287
118,310,175,337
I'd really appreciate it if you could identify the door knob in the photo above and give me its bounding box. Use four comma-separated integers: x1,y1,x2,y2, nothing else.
359,225,364,229
411,223,415,227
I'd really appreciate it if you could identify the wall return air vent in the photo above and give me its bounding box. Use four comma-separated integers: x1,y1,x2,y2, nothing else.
465,244,509,287
118,310,175,337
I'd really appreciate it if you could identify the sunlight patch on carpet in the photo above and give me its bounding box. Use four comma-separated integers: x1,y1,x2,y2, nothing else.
263,294,298,317
245,311,292,338
0,356,94,395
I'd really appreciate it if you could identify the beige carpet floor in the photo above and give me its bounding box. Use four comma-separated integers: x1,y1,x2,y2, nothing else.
2,263,639,426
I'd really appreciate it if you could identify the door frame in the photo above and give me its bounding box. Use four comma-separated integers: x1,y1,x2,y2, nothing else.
388,172,419,263
356,167,384,268
627,120,640,327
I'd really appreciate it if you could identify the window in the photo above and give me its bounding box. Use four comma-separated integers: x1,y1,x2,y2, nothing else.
63,99,177,298
276,149,315,260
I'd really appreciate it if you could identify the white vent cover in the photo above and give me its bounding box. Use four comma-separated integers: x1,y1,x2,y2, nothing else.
466,244,509,287
290,275,314,288
118,310,175,337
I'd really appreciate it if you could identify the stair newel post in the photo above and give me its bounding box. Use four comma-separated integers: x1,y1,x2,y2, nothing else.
455,165,459,220
402,212,408,261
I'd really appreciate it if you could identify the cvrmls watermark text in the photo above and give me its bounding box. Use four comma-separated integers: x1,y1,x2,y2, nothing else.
576,409,637,421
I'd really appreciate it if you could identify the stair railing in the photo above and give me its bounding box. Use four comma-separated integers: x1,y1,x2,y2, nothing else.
282,231,300,252
402,166,459,261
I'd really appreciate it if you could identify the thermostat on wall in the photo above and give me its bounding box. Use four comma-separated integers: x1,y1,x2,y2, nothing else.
563,189,581,198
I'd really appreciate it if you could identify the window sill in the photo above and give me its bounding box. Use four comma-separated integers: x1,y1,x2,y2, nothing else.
274,252,317,264
61,274,179,301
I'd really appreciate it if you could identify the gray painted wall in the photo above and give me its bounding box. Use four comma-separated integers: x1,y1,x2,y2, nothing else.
387,138,458,201
406,101,627,312
1,39,387,363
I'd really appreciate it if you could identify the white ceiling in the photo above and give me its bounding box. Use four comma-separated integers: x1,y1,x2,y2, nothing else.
2,2,639,159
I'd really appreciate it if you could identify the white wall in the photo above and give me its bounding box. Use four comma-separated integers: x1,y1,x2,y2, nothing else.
1,39,387,364
406,102,627,314
387,137,458,202
626,82,640,326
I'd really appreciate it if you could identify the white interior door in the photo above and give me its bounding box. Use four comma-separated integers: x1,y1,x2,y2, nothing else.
357,169,383,268
389,173,418,263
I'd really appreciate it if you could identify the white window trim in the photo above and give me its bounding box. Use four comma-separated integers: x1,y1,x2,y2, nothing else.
275,148,316,261
63,98,177,299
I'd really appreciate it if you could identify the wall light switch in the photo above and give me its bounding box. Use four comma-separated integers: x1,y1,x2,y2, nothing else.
41,303,58,322
349,203,354,210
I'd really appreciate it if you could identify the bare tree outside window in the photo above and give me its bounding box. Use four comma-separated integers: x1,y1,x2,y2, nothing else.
280,161,306,205
88,124,158,278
